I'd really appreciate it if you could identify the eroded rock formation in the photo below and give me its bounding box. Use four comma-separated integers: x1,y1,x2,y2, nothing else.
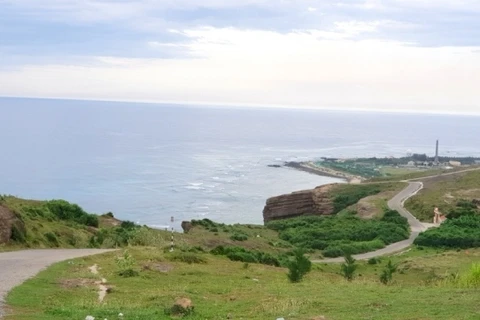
263,183,338,223
0,205,26,244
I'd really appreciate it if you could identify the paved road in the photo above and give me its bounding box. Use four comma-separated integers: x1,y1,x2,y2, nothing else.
316,181,428,263
0,249,115,318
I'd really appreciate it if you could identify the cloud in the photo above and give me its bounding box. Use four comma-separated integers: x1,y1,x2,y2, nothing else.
1,26,479,113
1,0,480,113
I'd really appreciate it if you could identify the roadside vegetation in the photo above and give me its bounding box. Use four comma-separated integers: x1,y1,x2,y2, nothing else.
329,182,405,213
405,169,480,221
6,247,480,320
267,209,409,257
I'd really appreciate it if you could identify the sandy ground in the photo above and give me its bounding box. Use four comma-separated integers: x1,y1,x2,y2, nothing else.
0,249,115,318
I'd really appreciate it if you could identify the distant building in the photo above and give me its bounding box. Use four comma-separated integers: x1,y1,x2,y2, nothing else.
407,161,415,167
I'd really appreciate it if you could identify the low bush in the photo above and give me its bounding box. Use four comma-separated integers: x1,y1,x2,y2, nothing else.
211,246,281,267
10,223,27,243
380,260,398,285
44,232,59,246
414,215,480,248
230,233,248,241
268,209,409,257
168,252,207,264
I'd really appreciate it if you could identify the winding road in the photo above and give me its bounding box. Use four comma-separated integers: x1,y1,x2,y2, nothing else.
0,249,115,318
317,181,430,263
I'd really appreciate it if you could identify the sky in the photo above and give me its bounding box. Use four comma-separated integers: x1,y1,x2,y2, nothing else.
0,0,479,114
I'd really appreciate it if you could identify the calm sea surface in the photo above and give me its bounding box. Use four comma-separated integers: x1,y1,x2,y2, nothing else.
1,98,479,228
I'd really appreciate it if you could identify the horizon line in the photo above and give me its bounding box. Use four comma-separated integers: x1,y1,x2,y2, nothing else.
1,95,479,117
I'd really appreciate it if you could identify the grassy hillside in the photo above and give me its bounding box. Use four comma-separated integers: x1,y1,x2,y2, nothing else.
0,196,168,250
5,247,480,320
404,170,480,221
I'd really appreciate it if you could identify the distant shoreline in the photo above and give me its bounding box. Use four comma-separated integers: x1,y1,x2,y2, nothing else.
284,161,364,184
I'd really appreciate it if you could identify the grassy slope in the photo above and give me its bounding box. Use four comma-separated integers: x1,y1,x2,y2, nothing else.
5,247,480,320
405,170,480,221
1,196,95,249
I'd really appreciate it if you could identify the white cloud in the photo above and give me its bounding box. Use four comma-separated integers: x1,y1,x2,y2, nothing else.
1,26,479,113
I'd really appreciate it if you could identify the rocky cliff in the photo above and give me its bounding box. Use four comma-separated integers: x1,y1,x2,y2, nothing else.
263,183,338,223
0,205,25,244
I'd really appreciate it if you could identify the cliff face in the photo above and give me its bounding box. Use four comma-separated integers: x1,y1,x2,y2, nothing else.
0,205,25,244
263,183,338,223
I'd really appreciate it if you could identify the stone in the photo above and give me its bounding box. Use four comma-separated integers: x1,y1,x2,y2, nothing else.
263,184,338,223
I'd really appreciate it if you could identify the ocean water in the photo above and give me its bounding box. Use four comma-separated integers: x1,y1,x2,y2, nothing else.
1,97,479,229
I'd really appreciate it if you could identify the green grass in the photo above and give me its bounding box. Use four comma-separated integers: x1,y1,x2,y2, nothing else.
5,247,480,320
405,170,480,221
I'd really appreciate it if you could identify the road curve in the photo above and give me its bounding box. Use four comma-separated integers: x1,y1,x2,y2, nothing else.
316,182,427,263
0,249,115,318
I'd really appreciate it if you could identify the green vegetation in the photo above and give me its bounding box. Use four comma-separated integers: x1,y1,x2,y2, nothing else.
328,182,405,214
414,215,480,248
331,183,382,212
316,156,480,180
0,196,169,250
211,246,282,267
317,160,382,178
405,170,480,221
267,209,409,257
380,260,398,285
286,249,312,283
340,254,357,281
7,247,480,320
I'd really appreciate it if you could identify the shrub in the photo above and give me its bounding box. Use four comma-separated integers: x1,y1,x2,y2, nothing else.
120,220,137,230
168,252,207,264
119,268,139,278
211,246,280,267
414,215,480,248
79,214,99,228
380,260,398,285
287,249,312,283
267,210,409,258
230,233,248,241
368,257,381,265
45,200,99,227
10,223,27,243
104,212,114,218
44,232,59,246
341,254,357,281
115,250,138,276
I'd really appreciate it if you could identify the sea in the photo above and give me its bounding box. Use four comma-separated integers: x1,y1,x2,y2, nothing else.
1,97,479,229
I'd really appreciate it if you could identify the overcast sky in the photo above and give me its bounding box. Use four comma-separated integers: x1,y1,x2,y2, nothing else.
1,0,479,114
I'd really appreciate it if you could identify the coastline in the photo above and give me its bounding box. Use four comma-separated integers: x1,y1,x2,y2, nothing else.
284,161,364,184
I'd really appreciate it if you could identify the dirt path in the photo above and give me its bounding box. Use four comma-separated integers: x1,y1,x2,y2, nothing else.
315,182,426,263
315,167,480,263
0,249,115,318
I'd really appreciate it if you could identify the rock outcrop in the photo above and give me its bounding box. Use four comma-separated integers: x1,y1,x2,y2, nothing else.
263,184,338,223
0,205,25,244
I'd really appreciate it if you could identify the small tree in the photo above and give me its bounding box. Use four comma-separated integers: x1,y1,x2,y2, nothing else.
380,260,398,285
341,253,357,281
115,250,138,277
287,249,312,283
